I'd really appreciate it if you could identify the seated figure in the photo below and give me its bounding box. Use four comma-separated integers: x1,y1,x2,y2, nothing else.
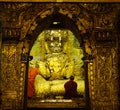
64,76,77,99
31,30,85,99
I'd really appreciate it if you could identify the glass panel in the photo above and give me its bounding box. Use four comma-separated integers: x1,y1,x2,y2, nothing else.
28,29,85,99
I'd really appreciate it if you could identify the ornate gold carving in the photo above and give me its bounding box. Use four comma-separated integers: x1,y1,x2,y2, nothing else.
2,44,18,91
81,4,114,14
2,27,21,41
1,43,25,109
0,2,120,110
88,62,95,101
90,47,119,109
94,29,113,42
20,3,93,39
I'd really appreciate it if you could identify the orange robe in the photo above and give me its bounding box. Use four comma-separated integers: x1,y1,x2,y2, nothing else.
27,67,38,98
64,80,77,99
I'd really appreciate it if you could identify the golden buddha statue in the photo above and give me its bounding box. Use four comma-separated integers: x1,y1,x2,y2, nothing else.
29,30,85,99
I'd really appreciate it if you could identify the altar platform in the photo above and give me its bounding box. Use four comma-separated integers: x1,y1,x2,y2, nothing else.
27,98,85,109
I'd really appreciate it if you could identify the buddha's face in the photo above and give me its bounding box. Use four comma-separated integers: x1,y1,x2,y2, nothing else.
44,30,67,53
48,36,64,53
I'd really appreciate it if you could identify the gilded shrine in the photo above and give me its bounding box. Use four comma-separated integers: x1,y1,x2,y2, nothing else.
29,30,85,98
0,1,120,110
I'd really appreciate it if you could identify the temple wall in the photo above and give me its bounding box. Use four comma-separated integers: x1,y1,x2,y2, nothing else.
0,2,120,110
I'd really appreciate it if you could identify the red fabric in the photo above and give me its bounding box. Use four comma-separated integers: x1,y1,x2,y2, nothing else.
64,80,77,99
27,67,38,98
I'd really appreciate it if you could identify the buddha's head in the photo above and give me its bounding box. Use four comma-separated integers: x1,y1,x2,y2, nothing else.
45,30,67,53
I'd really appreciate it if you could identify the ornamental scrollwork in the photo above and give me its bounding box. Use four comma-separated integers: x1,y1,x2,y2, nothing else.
93,47,119,105
23,3,93,40
1,44,21,91
81,3,114,14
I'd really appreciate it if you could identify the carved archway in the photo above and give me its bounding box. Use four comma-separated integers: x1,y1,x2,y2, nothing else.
21,4,94,109
21,4,93,40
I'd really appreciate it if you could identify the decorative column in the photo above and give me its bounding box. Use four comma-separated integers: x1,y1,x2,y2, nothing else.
83,53,95,110
90,28,119,110
0,21,2,109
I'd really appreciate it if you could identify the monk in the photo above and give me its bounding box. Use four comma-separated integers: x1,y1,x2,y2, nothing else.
27,66,38,98
64,76,77,99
